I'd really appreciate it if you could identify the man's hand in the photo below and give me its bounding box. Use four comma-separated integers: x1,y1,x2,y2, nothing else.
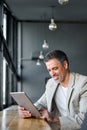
18,106,32,118
39,108,51,121
39,108,60,124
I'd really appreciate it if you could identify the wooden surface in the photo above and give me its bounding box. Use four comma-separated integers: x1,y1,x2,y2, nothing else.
0,105,52,130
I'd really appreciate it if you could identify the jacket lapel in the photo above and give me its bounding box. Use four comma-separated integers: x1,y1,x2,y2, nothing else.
47,80,58,112
66,73,75,109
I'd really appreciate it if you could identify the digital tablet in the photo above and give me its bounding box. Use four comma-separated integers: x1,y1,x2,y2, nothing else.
10,92,41,118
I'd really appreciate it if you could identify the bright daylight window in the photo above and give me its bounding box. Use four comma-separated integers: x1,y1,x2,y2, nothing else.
3,58,7,104
3,13,7,105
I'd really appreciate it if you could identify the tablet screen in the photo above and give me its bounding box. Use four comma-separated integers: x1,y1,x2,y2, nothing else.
10,92,41,118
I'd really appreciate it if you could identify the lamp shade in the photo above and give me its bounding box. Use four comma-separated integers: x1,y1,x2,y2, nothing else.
49,18,57,31
42,40,49,49
58,0,69,5
36,59,41,66
39,51,44,59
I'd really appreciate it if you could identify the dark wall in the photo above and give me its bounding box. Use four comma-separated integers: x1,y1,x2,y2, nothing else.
21,22,87,102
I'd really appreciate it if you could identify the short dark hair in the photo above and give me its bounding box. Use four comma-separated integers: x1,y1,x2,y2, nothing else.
44,50,69,66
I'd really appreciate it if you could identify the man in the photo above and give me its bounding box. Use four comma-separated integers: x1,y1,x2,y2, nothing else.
19,50,87,130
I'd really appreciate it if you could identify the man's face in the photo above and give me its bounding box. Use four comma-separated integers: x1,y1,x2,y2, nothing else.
45,58,69,84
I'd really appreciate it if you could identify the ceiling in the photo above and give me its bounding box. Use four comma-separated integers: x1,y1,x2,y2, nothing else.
4,0,87,22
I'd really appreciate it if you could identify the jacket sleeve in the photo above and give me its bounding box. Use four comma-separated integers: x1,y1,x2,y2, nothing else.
34,92,47,110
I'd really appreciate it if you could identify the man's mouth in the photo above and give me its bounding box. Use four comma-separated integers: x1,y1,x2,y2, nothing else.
53,76,59,81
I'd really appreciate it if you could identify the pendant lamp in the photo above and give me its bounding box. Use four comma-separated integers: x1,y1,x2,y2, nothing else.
42,40,49,49
49,6,57,31
39,51,44,60
36,59,41,66
58,0,69,5
42,14,49,49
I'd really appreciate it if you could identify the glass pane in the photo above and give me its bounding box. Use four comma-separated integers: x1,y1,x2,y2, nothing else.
3,58,7,104
3,13,7,40
3,13,7,105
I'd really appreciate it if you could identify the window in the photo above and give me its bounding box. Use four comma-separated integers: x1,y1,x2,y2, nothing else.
3,13,7,40
3,13,7,105
3,58,7,104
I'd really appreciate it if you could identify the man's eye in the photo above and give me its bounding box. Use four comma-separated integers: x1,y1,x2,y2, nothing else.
54,67,58,70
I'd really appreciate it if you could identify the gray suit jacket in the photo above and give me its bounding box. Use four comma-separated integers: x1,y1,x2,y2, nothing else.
35,72,87,130
80,112,87,130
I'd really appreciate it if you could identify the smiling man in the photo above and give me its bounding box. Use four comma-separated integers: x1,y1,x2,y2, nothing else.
19,50,87,130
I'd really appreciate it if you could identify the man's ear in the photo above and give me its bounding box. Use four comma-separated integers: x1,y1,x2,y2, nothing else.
63,60,68,69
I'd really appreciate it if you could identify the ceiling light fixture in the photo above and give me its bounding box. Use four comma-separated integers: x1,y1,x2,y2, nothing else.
36,59,41,66
58,0,69,5
49,18,57,31
42,14,49,49
39,51,44,60
49,6,57,31
42,40,49,49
